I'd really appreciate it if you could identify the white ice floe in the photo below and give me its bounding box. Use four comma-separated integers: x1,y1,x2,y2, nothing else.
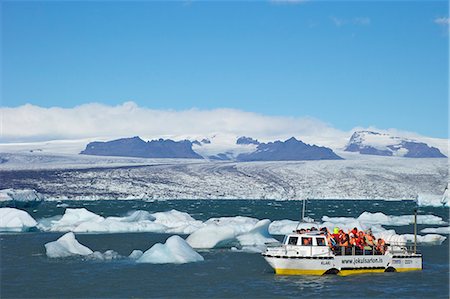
236,219,279,252
420,227,450,235
0,207,37,232
45,232,93,258
136,235,204,264
150,209,204,234
323,212,446,227
186,216,277,252
186,223,237,249
403,234,447,245
88,250,122,261
417,193,449,207
38,209,169,233
0,188,42,202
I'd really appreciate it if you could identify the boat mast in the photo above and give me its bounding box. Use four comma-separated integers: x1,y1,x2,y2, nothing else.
301,198,306,222
414,208,417,254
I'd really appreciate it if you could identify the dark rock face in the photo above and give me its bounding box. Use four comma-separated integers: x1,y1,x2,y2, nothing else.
80,137,203,159
236,136,260,145
400,141,446,158
236,137,342,161
345,131,446,158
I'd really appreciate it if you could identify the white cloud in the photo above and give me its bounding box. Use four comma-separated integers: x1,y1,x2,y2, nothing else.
434,17,450,25
0,102,347,148
0,102,447,156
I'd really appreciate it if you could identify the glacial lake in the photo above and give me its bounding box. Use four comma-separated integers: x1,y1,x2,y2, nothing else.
1,199,449,298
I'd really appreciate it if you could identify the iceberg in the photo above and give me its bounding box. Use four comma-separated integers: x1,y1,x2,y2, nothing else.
186,223,237,249
0,188,42,202
322,212,445,227
150,209,204,234
186,217,278,251
0,207,37,232
38,208,170,233
136,235,204,264
403,233,447,245
420,227,450,234
45,232,93,258
417,193,449,207
237,219,279,252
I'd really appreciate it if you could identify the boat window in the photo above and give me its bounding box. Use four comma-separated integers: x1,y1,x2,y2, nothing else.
316,237,326,246
288,237,298,245
302,237,313,246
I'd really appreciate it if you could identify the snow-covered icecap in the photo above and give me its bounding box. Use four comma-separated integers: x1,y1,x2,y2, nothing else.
0,188,42,202
45,232,93,258
136,235,204,264
186,217,278,252
0,208,37,232
417,193,449,207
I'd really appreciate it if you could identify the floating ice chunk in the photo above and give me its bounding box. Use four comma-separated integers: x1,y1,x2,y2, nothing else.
150,209,204,234
129,250,144,260
0,188,42,202
237,220,279,247
421,227,450,234
417,193,449,207
269,220,315,235
322,212,445,227
204,216,259,235
376,230,407,245
403,234,447,245
38,208,168,233
45,232,93,258
108,210,155,222
186,223,237,249
0,207,37,232
88,250,121,261
137,235,204,264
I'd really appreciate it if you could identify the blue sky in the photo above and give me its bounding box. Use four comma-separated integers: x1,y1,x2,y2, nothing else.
1,0,448,138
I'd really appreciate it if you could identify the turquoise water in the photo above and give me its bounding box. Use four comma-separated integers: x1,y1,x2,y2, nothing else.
1,200,449,298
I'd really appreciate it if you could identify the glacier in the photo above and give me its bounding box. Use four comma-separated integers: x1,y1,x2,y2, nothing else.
0,152,447,201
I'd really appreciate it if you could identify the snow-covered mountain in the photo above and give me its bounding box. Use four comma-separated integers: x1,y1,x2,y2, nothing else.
345,131,446,158
236,137,342,161
81,137,203,159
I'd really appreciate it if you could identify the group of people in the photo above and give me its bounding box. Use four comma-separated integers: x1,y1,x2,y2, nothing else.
297,226,387,255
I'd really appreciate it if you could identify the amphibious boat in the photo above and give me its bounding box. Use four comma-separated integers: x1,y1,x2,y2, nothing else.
262,231,422,276
262,201,423,276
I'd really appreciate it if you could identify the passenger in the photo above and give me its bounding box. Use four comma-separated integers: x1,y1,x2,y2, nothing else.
331,227,340,243
376,238,386,254
339,233,350,247
350,227,358,238
319,227,328,235
299,228,306,234
355,231,366,252
310,227,318,231
364,229,376,248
